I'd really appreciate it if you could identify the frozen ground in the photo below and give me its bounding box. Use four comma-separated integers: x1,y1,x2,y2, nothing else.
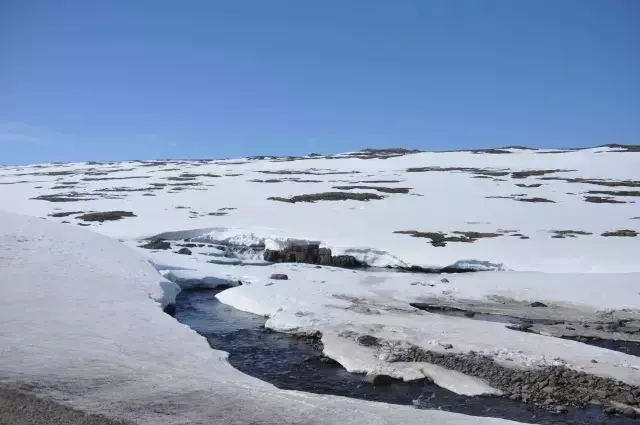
0,211,524,425
1,146,639,421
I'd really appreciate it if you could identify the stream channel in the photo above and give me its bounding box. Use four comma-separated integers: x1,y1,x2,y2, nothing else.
175,288,636,425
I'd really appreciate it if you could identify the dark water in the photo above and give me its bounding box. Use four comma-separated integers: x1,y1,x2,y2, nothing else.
175,289,636,425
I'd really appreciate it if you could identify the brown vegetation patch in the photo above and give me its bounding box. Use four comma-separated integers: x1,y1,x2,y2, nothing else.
587,190,640,197
550,230,593,238
515,183,543,188
268,192,384,203
394,230,501,247
584,196,627,204
539,177,640,188
517,197,556,203
332,185,410,194
179,173,222,178
406,166,510,177
511,169,574,179
48,211,86,218
81,176,150,182
601,229,638,237
77,211,136,222
259,169,360,176
31,192,98,202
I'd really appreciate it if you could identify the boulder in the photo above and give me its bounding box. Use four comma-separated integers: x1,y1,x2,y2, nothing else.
139,239,171,250
177,247,192,255
356,335,380,347
530,301,548,307
364,373,394,386
264,244,364,269
270,273,289,280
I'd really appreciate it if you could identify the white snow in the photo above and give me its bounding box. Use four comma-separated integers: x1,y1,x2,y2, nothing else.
1,147,640,421
0,211,523,425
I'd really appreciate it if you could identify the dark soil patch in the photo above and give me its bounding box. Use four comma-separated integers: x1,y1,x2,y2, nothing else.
517,197,556,203
394,230,501,247
179,173,222,178
259,170,360,176
31,193,98,202
406,166,510,177
332,185,410,194
511,169,574,179
268,192,384,203
48,211,85,218
550,230,593,238
165,176,197,181
601,230,638,237
470,148,513,154
584,196,627,204
540,177,640,188
81,176,150,182
352,180,403,184
588,190,640,197
77,211,136,222
516,183,543,188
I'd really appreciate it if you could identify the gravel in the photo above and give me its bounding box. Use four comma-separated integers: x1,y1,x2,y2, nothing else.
0,387,136,425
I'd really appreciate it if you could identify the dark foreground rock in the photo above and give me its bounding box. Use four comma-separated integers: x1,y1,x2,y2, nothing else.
270,273,289,280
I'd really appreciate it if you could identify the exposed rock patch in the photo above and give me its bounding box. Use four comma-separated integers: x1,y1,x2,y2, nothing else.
264,244,366,269
77,211,136,222
601,230,638,237
268,192,384,203
393,230,501,247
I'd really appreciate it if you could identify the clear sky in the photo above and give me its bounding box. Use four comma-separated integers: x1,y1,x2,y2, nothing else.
1,0,639,164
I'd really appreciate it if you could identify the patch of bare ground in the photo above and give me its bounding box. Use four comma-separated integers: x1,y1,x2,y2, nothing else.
31,192,98,202
165,176,197,181
539,177,640,188
515,183,542,188
393,230,501,247
48,211,86,218
77,211,136,222
81,176,150,181
632,217,640,220
470,148,512,154
179,172,221,178
406,166,510,177
259,169,360,176
601,229,638,237
517,197,556,203
584,196,627,204
588,190,640,197
550,230,593,238
50,185,78,190
250,179,284,183
207,212,228,216
268,192,384,203
224,173,243,177
96,187,158,193
168,182,202,186
332,185,411,194
510,169,575,179
0,180,31,185
18,170,76,177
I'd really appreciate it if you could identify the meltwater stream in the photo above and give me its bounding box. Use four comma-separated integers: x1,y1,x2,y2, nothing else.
175,289,635,425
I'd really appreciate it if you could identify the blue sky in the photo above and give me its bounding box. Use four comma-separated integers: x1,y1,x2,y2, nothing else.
1,0,639,164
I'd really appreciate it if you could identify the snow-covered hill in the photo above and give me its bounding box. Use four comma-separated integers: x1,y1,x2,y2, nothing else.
1,146,639,422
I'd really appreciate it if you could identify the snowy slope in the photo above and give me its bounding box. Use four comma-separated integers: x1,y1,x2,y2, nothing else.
0,147,638,272
0,211,523,425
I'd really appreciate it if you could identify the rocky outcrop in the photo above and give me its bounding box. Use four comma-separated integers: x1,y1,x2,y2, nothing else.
264,244,366,269
383,342,640,415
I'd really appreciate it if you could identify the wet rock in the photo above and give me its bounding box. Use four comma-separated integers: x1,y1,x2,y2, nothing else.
622,407,637,418
357,335,380,347
270,273,289,280
139,239,171,250
364,373,394,386
177,247,192,255
530,301,548,307
319,356,338,364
